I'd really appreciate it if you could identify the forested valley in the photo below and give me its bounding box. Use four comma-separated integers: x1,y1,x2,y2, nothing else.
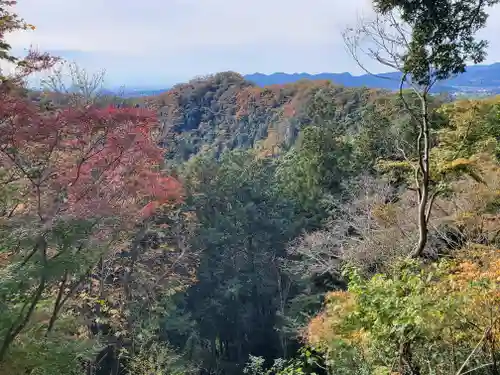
1,1,500,375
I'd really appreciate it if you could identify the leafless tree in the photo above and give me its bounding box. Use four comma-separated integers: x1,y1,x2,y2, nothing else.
286,175,417,278
40,61,106,106
40,60,130,110
343,0,499,257
343,12,436,258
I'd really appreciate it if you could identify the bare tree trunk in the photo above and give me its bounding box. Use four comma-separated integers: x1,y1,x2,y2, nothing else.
412,94,431,258
398,340,420,375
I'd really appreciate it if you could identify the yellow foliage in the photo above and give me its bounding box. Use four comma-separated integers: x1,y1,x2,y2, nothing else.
450,245,500,283
436,97,500,162
306,291,370,352
376,160,414,172
450,158,473,168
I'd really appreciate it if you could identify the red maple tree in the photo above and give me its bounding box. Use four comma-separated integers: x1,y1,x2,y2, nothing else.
0,0,182,230
0,99,183,229
0,1,186,364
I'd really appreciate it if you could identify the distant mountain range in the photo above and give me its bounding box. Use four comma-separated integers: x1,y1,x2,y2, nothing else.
245,63,500,97
112,62,500,98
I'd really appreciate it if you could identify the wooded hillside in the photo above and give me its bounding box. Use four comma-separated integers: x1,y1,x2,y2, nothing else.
142,73,390,161
1,1,500,375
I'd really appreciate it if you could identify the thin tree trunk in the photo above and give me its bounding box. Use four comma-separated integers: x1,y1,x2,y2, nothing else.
412,94,431,258
45,271,68,335
46,265,92,335
0,237,47,361
399,340,420,375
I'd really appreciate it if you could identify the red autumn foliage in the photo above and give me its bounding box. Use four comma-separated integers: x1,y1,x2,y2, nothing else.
0,0,182,241
0,93,183,229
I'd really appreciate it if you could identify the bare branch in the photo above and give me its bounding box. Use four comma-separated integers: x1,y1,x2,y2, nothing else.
41,60,106,107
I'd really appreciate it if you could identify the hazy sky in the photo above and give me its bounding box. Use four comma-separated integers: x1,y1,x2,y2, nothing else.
6,0,500,88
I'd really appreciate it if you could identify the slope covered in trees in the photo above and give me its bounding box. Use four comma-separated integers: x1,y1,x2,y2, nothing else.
141,73,392,162
1,1,500,375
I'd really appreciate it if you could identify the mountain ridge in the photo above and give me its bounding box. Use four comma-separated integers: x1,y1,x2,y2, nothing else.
109,62,500,98
244,62,500,96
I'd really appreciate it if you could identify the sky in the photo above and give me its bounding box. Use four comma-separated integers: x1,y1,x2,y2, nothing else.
5,0,500,88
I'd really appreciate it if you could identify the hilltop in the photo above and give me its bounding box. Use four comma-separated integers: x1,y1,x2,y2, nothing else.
133,72,394,162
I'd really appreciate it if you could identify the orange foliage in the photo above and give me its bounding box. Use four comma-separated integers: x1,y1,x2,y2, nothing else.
306,291,366,350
